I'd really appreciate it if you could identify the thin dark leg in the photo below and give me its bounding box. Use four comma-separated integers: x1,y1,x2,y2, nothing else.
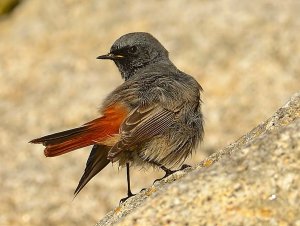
153,164,192,184
120,163,135,204
126,162,133,197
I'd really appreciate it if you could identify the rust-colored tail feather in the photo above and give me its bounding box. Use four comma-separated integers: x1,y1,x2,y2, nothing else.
30,103,128,157
30,126,87,145
30,121,117,157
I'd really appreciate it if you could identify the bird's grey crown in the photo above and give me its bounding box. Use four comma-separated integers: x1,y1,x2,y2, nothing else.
110,32,168,57
108,32,172,80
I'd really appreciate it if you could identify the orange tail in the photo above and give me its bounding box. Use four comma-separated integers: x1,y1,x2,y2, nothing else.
30,103,128,157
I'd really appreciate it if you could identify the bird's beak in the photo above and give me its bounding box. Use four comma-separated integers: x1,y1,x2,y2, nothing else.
96,53,124,60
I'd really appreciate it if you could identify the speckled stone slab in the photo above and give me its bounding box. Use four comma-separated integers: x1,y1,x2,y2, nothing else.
97,92,300,226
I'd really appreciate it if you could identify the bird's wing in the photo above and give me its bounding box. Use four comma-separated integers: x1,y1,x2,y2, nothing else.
74,144,110,196
108,104,178,161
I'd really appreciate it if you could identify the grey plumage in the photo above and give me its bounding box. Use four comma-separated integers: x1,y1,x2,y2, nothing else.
30,32,204,198
102,32,204,169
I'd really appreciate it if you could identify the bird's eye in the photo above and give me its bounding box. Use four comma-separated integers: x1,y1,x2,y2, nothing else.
128,46,138,54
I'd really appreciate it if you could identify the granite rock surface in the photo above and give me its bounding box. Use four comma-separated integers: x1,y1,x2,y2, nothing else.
97,92,300,226
0,0,299,225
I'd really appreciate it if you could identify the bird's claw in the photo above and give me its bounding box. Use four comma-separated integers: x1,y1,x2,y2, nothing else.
119,192,135,205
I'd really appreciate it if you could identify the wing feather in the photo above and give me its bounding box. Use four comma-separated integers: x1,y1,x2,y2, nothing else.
108,105,176,160
74,145,110,196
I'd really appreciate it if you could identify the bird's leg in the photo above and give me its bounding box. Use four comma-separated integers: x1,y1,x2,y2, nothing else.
125,162,134,197
179,164,192,170
160,165,176,177
153,165,176,183
119,163,135,204
151,161,191,184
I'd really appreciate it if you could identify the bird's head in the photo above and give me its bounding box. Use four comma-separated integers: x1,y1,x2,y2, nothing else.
97,32,169,80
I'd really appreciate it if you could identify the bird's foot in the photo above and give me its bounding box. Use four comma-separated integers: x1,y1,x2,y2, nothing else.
140,188,147,192
119,191,135,204
180,164,191,170
153,164,192,184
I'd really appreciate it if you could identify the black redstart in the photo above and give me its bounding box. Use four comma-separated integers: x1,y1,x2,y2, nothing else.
30,32,204,202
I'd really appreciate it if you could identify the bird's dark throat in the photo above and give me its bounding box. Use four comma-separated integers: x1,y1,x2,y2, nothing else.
116,60,152,81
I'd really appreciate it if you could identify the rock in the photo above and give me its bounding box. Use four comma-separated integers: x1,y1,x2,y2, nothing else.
96,92,300,226
1,1,299,225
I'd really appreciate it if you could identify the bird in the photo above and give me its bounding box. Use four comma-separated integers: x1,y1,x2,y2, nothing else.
30,32,204,202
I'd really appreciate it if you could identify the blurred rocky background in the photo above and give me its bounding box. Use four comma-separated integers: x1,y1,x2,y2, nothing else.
0,0,299,225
